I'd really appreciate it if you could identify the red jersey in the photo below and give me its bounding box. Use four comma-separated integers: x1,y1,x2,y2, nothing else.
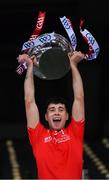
28,117,85,179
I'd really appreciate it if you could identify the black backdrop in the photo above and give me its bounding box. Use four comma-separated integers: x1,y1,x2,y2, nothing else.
0,0,108,141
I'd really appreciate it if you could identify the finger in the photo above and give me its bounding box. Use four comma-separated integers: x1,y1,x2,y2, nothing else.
30,55,39,66
84,54,88,59
68,52,74,58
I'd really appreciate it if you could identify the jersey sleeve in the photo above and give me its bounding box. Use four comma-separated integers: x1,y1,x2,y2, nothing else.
69,117,85,142
27,122,44,146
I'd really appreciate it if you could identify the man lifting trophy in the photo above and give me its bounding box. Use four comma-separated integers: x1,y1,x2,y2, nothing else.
17,11,100,179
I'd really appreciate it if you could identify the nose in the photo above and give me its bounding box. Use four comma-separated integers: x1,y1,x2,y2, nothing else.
54,109,60,115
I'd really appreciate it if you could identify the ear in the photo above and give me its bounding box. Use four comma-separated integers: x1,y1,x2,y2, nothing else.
66,113,69,121
45,113,48,122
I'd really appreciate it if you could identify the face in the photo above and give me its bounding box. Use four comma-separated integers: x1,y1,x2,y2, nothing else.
45,103,69,130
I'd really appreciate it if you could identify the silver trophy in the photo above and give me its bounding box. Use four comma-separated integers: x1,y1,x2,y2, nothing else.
27,32,74,80
17,32,74,80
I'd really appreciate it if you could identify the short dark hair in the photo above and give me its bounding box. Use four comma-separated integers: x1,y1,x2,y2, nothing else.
45,96,69,113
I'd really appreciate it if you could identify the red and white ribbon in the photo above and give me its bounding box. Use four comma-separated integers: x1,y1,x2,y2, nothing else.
60,16,77,50
60,16,100,60
16,11,46,75
29,11,46,41
79,19,100,60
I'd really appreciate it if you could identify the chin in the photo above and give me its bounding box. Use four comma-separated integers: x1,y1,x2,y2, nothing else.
52,125,63,131
54,128,61,131
50,122,65,131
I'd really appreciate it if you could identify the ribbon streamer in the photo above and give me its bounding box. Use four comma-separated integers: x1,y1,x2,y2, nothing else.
79,19,100,60
60,17,100,60
16,11,46,75
60,16,77,51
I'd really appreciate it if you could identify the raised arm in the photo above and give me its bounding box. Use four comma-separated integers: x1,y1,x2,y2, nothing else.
68,51,85,122
18,54,40,128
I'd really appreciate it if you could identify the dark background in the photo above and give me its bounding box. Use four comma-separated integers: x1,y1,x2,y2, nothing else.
0,0,108,141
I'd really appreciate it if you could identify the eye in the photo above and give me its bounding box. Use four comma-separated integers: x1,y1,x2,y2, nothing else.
48,108,55,112
59,107,65,112
50,109,55,112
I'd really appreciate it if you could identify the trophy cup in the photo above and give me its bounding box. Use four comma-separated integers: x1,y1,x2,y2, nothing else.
26,32,73,80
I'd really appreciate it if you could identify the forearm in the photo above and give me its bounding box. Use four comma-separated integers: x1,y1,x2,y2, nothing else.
68,51,85,120
71,63,84,100
24,63,35,103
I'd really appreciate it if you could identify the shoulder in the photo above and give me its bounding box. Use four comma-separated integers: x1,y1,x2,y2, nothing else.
68,117,85,129
27,122,45,134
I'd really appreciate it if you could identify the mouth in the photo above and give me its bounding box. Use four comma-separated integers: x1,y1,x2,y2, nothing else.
53,117,61,122
52,117,61,128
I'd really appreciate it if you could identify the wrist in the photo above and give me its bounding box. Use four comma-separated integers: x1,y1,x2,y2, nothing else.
70,61,78,69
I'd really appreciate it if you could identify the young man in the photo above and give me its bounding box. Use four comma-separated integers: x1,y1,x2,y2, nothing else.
18,51,85,179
